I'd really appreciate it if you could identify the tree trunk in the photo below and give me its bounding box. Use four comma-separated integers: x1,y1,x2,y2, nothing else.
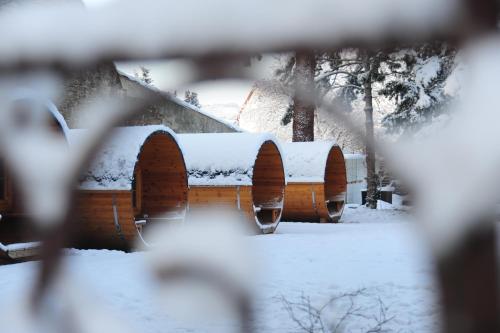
292,52,315,142
363,60,377,209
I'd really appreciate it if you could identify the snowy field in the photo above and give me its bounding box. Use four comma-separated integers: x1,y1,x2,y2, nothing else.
0,206,439,333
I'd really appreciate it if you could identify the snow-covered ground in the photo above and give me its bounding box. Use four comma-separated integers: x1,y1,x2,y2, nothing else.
0,206,439,333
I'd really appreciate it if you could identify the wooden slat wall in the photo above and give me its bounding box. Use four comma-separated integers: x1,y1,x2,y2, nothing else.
282,145,347,223
137,133,188,218
75,190,135,250
188,186,259,231
283,183,328,221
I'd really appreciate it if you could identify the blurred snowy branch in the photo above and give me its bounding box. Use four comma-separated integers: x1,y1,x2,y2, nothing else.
144,211,256,333
0,0,474,70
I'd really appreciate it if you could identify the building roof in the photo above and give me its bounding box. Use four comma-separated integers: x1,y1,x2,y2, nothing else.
118,70,243,133
8,88,70,140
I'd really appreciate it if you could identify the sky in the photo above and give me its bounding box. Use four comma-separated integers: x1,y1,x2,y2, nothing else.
116,60,258,106
82,0,278,108
81,0,115,8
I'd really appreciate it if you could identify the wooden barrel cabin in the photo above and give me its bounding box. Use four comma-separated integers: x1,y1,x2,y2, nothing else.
179,133,285,234
0,98,69,263
282,141,347,223
71,125,188,250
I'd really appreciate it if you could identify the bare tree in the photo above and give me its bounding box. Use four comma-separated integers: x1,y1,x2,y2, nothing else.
279,288,394,333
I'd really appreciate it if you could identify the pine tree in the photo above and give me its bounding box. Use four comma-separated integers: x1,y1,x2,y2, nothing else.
380,42,456,136
184,90,201,108
300,49,386,209
292,52,316,142
276,53,316,141
134,66,153,85
276,50,382,204
277,44,456,209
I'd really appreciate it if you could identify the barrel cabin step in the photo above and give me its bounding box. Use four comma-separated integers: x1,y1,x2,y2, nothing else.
0,241,40,264
326,199,345,218
135,211,186,233
254,204,282,224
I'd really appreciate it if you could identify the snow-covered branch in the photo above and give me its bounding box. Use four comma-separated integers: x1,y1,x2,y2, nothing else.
328,84,363,90
315,70,360,83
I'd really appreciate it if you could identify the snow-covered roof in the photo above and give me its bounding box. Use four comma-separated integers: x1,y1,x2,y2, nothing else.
46,99,70,140
284,141,341,183
117,70,243,133
179,133,282,186
7,88,70,141
69,125,180,191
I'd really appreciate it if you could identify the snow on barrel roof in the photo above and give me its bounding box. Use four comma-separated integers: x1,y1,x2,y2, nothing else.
179,133,282,186
46,99,70,140
8,88,70,140
69,125,180,191
284,141,340,183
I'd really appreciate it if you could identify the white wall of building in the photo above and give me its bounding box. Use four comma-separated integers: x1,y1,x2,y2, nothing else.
345,154,367,204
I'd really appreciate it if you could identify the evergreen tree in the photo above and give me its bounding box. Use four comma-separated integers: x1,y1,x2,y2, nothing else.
276,52,316,141
288,49,387,209
134,66,153,85
319,49,385,209
184,90,201,108
278,49,386,208
380,42,456,136
293,52,316,142
276,43,456,208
